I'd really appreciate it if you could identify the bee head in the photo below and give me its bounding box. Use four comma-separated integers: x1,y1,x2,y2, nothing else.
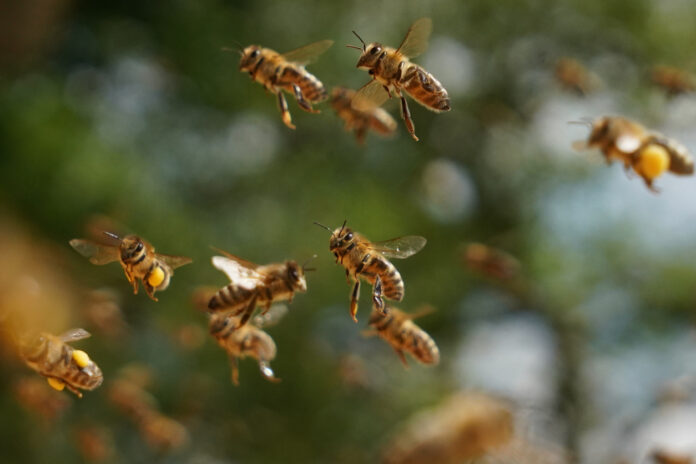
356,42,384,70
239,45,263,73
330,86,351,104
209,314,232,336
120,235,145,261
587,117,611,146
286,261,308,292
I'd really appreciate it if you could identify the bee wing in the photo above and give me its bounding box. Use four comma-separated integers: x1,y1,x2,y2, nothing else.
252,304,288,328
654,136,695,174
370,236,427,259
282,40,334,65
155,253,193,270
211,255,265,290
59,328,91,343
396,17,432,59
69,239,121,265
352,79,390,112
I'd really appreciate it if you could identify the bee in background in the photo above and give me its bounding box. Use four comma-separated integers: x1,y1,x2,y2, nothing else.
13,376,71,425
348,17,451,141
70,230,192,301
314,221,426,323
231,40,334,129
73,425,115,463
82,288,128,339
366,285,439,366
207,248,310,329
651,450,692,464
573,116,694,191
138,410,190,453
554,57,599,95
651,65,696,96
209,305,287,385
463,242,520,281
330,86,397,145
18,328,103,398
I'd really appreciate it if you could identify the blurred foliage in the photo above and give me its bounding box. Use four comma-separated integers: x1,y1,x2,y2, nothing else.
3,0,696,463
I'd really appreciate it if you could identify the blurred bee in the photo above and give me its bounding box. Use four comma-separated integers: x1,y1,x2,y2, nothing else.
573,116,694,191
207,248,309,329
70,231,192,301
13,376,71,424
82,288,127,338
209,305,287,385
348,17,451,141
314,220,426,322
19,328,103,398
652,450,692,464
366,290,439,366
463,242,520,281
233,40,334,129
73,426,114,462
330,86,397,145
554,57,599,95
138,410,190,453
651,65,696,96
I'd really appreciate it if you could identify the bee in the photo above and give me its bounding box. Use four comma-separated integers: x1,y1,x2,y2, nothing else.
314,221,426,323
651,65,696,96
366,291,439,367
463,242,520,281
209,305,287,385
207,248,309,329
234,40,334,129
138,411,190,453
73,426,114,463
652,451,692,464
13,377,71,424
348,17,451,141
330,86,397,145
554,57,599,95
573,116,694,191
18,328,103,398
70,231,192,301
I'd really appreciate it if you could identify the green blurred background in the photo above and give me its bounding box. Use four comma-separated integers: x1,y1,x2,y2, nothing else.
3,0,696,462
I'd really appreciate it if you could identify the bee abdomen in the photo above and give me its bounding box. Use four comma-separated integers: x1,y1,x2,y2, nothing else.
209,285,253,311
379,266,405,301
408,328,440,365
401,65,451,113
279,66,327,102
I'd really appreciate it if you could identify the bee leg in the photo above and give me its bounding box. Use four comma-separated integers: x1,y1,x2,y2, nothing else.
144,283,158,302
372,275,385,314
398,92,419,142
292,84,320,114
229,356,240,386
350,280,360,323
394,348,409,368
276,91,296,130
236,294,258,329
64,382,84,398
383,85,392,98
345,269,351,285
259,361,281,383
355,127,367,146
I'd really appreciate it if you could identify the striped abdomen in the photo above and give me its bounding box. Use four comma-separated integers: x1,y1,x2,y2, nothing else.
209,284,257,312
370,310,439,365
277,65,327,102
400,64,450,113
360,256,405,301
46,344,102,391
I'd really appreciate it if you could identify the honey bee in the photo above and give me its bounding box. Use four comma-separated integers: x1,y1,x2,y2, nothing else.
138,410,190,453
330,86,397,145
554,57,598,95
73,426,115,462
18,328,103,398
651,65,696,96
234,40,334,129
366,293,439,366
348,17,451,141
209,306,286,385
13,376,71,424
314,221,426,322
574,116,694,191
207,248,309,329
463,242,520,281
652,451,692,464
70,231,192,301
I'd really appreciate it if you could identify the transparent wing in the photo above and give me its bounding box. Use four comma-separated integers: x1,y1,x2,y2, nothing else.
253,304,288,328
396,17,432,58
59,328,91,343
352,79,390,111
156,253,193,270
370,236,427,259
69,239,120,265
282,39,334,65
211,254,265,290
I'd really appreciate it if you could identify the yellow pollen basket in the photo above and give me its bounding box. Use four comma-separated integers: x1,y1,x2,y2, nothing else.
47,377,65,391
72,349,91,368
637,144,669,180
147,266,165,287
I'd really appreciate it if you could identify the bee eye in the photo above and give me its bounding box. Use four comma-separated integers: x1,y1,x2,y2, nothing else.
370,46,379,55
345,232,353,241
290,269,299,280
135,242,143,252
250,49,259,58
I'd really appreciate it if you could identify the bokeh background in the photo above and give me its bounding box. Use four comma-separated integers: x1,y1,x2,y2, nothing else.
3,0,696,462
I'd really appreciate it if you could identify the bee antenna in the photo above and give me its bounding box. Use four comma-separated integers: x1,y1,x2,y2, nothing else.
313,222,333,232
338,219,347,236
346,44,363,51
222,40,244,55
567,120,592,126
103,231,121,240
352,31,366,51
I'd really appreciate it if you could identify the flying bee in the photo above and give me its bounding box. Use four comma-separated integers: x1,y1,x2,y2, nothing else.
18,328,103,398
652,451,692,464
207,248,310,329
314,221,426,323
208,305,287,385
366,290,439,367
554,57,599,95
651,65,696,96
330,86,397,145
232,40,333,129
573,116,694,191
70,231,192,301
463,242,520,281
348,17,451,142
